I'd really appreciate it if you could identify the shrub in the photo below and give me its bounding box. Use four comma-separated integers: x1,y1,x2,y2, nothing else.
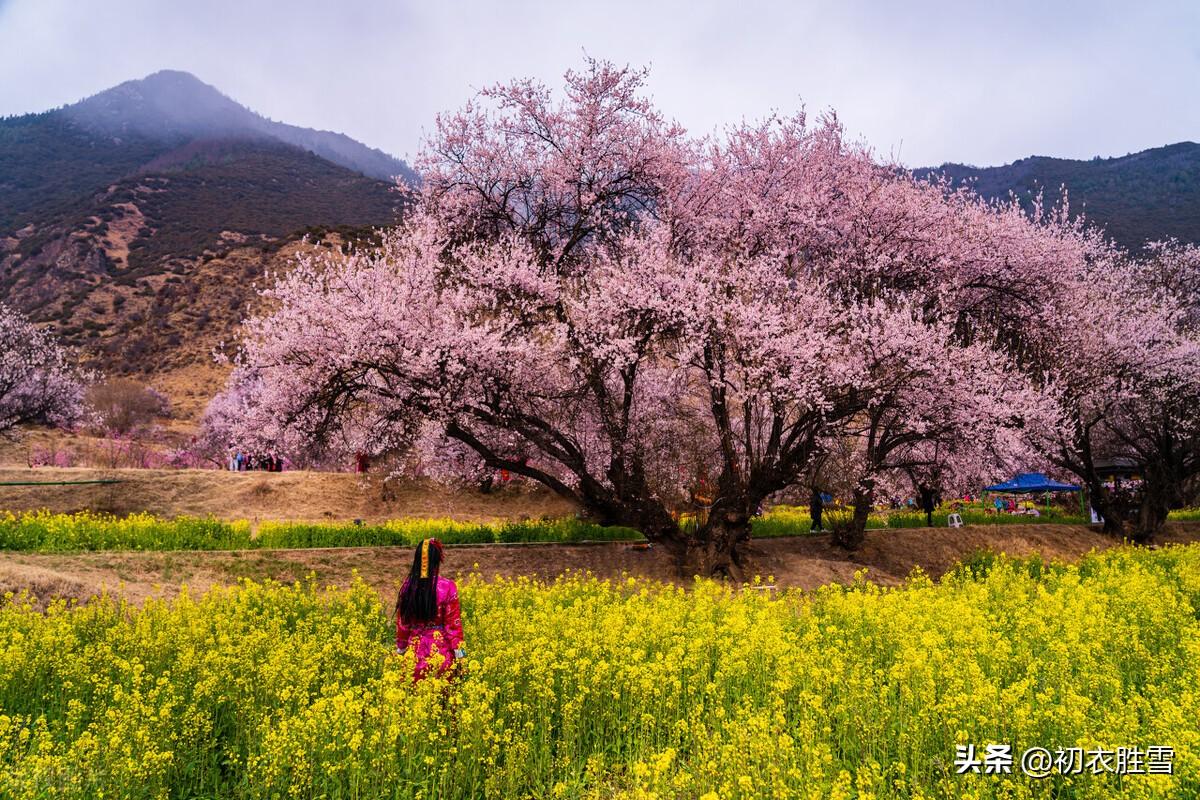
87,378,171,434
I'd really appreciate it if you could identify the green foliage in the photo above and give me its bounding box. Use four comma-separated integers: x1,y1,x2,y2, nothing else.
254,517,643,549
750,502,1086,537
823,509,856,538
749,514,814,536
0,511,251,552
0,502,1175,554
298,223,387,253
886,506,1088,528
948,547,1068,582
0,129,409,376
118,142,405,274
750,505,887,537
0,511,641,553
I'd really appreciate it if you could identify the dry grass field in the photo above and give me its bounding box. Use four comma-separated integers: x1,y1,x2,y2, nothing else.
0,465,576,522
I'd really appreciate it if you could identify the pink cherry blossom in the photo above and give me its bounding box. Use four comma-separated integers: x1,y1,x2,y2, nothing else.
0,304,87,438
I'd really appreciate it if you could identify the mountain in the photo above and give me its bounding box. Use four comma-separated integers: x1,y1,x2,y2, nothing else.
0,70,416,234
0,71,412,375
62,70,417,184
915,142,1200,251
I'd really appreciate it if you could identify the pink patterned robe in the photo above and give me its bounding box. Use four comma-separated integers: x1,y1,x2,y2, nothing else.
396,576,465,679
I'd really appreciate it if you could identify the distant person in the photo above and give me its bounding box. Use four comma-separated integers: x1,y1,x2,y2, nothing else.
919,484,936,527
809,486,824,532
395,538,466,682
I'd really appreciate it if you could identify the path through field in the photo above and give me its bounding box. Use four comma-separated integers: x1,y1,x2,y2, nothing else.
3,521,1198,607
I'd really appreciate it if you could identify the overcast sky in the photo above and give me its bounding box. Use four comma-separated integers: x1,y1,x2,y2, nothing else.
0,0,1197,168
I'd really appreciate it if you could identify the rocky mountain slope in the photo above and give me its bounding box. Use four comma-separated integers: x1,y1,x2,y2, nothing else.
0,72,411,374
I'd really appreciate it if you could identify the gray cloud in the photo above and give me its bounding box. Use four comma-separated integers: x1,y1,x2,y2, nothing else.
0,0,1197,167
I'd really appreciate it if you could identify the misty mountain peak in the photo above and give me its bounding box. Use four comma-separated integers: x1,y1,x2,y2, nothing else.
64,70,255,142
56,70,415,183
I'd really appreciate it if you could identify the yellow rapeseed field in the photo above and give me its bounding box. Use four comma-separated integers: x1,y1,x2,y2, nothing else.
1,545,1198,798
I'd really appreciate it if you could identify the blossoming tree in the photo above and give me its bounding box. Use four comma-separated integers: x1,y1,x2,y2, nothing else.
214,61,1103,575
1034,238,1200,541
818,327,1060,547
0,304,87,437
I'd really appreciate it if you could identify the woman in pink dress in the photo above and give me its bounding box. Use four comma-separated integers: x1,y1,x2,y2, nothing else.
395,538,465,681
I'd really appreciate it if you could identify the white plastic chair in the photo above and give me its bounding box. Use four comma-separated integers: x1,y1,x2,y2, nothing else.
947,512,964,528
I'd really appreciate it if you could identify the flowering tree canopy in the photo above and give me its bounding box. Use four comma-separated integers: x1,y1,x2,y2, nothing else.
0,304,87,437
213,60,1195,573
1032,238,1200,540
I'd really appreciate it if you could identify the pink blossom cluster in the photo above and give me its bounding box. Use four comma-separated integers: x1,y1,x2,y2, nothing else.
0,304,87,438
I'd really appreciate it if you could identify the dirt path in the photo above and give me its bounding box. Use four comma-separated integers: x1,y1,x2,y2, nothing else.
4,522,1197,607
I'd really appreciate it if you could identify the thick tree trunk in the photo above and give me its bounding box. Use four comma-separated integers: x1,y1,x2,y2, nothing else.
657,503,753,582
585,496,749,581
918,484,937,528
832,482,873,551
1131,473,1172,544
568,465,764,581
1083,476,1127,538
687,516,752,581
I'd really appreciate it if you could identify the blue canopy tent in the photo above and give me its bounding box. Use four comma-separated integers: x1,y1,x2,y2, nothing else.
984,473,1081,493
984,472,1083,517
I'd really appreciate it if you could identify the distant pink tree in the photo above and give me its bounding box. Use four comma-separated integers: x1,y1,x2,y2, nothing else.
1032,238,1200,540
0,304,87,438
213,61,1113,575
198,365,365,470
